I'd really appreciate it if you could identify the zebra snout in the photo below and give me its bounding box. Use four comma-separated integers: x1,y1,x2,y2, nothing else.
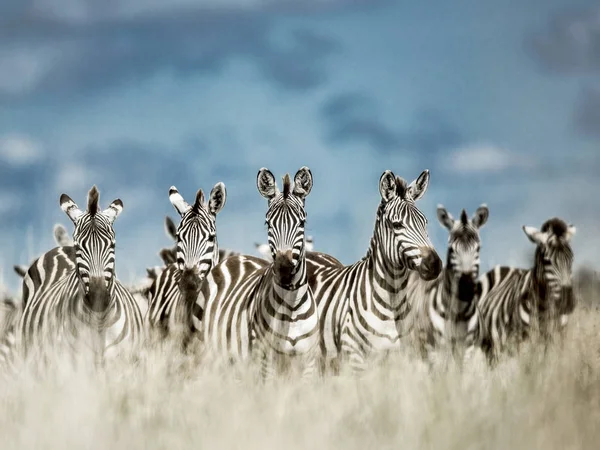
417,247,442,281
273,250,297,278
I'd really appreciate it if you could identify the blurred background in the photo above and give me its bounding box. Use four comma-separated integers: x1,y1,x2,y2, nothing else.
0,0,599,290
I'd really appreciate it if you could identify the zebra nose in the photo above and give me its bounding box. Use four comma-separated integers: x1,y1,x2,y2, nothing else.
560,286,576,315
274,249,295,271
418,247,442,281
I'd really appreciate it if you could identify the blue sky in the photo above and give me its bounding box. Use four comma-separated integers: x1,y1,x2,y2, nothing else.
1,0,599,291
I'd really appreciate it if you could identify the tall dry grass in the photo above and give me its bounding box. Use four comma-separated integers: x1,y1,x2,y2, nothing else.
0,287,599,450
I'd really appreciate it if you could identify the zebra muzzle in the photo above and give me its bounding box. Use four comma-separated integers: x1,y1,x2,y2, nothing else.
417,247,442,281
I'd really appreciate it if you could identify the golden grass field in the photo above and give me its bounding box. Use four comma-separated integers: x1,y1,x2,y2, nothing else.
0,275,598,450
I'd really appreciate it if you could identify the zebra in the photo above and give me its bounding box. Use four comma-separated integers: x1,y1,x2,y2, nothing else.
304,169,443,374
145,183,227,348
13,223,73,278
410,204,489,363
162,215,240,265
474,217,576,365
14,186,143,367
198,167,320,380
255,235,314,261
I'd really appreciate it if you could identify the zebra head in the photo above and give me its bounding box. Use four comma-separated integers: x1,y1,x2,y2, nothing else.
438,204,489,301
60,186,123,298
257,166,312,283
377,169,442,281
168,183,226,276
523,218,576,314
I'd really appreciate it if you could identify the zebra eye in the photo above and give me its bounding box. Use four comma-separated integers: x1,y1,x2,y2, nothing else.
392,221,403,230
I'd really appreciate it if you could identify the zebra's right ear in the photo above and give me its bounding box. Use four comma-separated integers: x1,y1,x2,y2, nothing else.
13,265,27,278
437,205,455,230
257,168,278,200
169,186,191,217
164,216,178,241
523,225,548,245
379,170,397,203
60,194,83,224
53,223,71,246
292,166,313,199
208,182,227,216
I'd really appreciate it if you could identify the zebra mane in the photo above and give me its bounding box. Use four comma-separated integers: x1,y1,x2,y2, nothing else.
193,189,205,214
460,209,469,225
395,176,408,199
87,185,100,216
282,174,292,199
541,217,567,240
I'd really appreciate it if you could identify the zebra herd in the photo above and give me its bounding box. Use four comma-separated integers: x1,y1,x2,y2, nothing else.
0,166,577,379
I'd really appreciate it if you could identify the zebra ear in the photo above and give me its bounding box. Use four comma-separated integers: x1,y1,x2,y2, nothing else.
159,247,177,265
293,166,313,199
257,168,278,200
379,170,397,203
406,169,430,202
208,182,227,216
53,223,71,246
13,265,27,278
60,194,83,224
164,216,178,241
523,225,548,245
169,186,191,217
103,199,123,223
566,224,576,242
437,205,455,230
472,204,489,229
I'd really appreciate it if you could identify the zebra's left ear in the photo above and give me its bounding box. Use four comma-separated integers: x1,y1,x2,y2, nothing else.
566,224,576,242
293,166,313,199
60,194,83,224
103,199,123,224
523,225,548,245
437,205,455,230
406,169,430,202
208,182,227,216
472,204,489,229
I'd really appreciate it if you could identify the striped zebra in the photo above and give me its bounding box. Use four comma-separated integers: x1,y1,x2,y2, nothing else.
475,217,576,364
15,186,143,366
305,169,442,373
411,204,489,363
198,167,320,379
255,235,314,261
162,215,240,265
145,183,227,348
13,223,73,278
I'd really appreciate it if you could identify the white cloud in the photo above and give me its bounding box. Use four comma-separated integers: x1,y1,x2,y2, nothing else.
0,135,43,166
443,143,530,174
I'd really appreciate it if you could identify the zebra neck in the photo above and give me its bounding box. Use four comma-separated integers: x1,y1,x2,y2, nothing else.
439,268,476,317
365,239,410,314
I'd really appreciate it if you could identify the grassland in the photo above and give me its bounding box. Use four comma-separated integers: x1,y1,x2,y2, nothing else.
0,278,598,450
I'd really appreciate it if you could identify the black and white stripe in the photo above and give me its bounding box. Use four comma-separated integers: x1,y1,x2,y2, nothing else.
14,186,143,366
145,184,226,348
474,217,576,364
304,169,442,374
411,204,489,362
198,167,319,379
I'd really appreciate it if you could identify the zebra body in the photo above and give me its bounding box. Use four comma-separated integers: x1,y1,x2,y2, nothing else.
198,167,320,379
411,205,489,361
304,170,442,373
146,183,227,347
14,187,143,366
475,218,576,363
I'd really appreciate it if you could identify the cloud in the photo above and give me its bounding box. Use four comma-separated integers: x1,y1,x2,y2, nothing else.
441,143,530,174
321,92,464,155
0,0,379,101
0,134,43,166
525,8,600,74
575,86,600,138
